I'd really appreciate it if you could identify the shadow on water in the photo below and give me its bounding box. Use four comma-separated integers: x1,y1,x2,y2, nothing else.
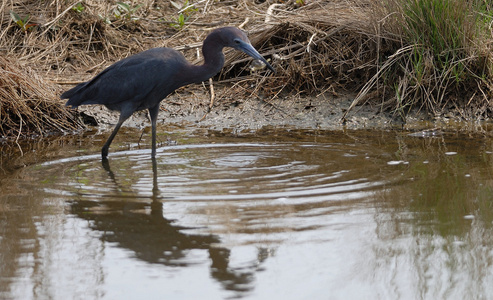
2,126,493,299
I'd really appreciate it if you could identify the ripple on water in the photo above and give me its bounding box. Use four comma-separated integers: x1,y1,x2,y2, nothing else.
39,143,388,198
25,142,400,240
6,131,493,300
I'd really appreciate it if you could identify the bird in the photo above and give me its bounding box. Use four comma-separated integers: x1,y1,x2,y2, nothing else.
61,27,274,159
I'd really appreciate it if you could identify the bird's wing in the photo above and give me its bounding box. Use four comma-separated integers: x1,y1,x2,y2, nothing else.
63,48,186,110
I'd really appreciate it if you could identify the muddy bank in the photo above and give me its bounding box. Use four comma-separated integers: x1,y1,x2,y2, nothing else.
74,82,488,138
75,85,428,133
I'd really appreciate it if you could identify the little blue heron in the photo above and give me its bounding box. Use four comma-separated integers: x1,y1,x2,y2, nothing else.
62,27,274,159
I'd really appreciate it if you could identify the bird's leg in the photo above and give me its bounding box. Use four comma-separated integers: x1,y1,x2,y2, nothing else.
148,105,160,158
101,113,130,159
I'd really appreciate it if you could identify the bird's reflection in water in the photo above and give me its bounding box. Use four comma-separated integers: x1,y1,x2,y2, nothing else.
69,158,262,293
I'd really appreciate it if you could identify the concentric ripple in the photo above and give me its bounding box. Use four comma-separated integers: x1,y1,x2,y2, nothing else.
37,142,395,201
26,141,404,239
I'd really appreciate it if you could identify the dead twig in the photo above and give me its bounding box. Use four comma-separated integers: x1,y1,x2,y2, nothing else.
198,78,216,122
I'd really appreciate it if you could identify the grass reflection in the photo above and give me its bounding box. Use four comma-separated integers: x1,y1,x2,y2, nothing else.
380,133,493,235
373,133,493,299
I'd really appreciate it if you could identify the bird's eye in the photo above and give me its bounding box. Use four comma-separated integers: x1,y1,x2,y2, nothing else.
234,39,241,44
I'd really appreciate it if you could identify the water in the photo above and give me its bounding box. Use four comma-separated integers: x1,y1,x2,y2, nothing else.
1,126,493,299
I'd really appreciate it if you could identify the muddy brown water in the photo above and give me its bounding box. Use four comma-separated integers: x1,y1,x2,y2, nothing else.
1,125,493,299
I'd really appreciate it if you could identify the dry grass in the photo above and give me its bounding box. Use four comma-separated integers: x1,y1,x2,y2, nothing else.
1,0,492,139
0,55,83,139
225,1,373,86
2,0,383,138
2,0,382,88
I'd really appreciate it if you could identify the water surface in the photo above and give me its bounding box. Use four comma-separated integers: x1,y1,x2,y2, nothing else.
1,126,493,299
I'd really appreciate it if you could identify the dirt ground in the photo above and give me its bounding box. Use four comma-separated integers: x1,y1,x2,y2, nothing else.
74,83,435,134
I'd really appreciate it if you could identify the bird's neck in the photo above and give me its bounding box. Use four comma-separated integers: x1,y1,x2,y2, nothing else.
186,33,225,84
202,45,225,77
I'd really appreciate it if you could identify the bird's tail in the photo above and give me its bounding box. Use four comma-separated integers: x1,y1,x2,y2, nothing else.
61,82,89,108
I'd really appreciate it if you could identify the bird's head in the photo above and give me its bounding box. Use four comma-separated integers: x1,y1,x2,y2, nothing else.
214,27,275,73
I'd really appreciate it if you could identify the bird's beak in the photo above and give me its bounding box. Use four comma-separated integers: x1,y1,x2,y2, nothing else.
237,41,275,73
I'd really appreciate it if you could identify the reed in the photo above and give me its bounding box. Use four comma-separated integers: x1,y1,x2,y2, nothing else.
347,0,493,117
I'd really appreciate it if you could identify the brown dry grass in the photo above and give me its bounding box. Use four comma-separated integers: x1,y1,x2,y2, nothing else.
0,55,83,139
2,0,384,140
230,0,380,95
1,0,492,139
